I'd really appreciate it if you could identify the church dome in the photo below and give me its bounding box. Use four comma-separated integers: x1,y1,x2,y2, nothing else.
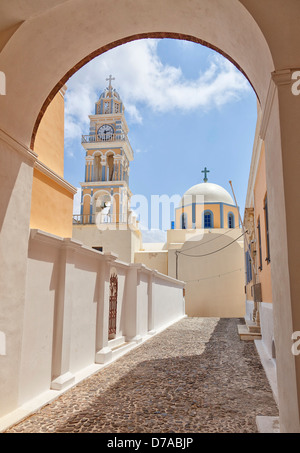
95,76,124,115
180,182,234,206
99,87,121,101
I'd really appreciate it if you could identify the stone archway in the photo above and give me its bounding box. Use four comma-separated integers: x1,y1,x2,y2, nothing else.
29,31,261,151
1,0,300,432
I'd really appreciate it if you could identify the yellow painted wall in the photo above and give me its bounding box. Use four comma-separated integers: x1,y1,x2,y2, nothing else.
30,88,75,238
246,284,253,301
176,204,239,229
182,205,193,228
33,91,65,177
83,194,91,216
86,148,123,157
254,143,272,303
223,205,239,228
176,203,221,229
134,251,168,275
30,169,73,237
175,207,184,228
200,203,221,228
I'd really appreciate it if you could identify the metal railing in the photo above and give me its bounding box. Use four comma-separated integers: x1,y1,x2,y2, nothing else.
81,133,134,157
73,214,127,224
81,133,126,143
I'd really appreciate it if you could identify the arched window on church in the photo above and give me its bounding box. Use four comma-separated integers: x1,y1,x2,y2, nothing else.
104,100,110,114
228,213,235,229
204,211,213,228
181,213,187,229
107,153,114,181
93,192,112,224
93,154,102,182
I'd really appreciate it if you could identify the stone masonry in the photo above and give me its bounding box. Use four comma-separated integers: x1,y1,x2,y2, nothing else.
6,318,278,433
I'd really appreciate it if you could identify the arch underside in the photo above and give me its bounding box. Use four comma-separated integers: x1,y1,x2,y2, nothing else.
30,31,261,150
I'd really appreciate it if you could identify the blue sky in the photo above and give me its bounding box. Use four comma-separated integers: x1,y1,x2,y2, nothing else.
64,38,257,241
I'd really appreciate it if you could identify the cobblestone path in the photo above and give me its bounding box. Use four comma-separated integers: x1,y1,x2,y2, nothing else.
6,318,278,433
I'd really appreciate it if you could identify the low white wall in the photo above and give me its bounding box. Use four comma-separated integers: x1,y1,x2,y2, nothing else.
245,299,275,360
259,302,275,359
137,272,149,338
153,278,186,332
8,229,185,419
245,299,254,321
19,234,61,405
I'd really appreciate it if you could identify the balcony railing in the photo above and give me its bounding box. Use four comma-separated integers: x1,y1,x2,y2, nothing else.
81,133,134,157
82,133,126,143
73,214,127,225
73,213,138,230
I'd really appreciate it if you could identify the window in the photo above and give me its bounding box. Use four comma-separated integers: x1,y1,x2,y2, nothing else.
192,202,196,229
245,248,252,283
181,213,187,229
228,213,235,229
264,195,271,263
204,211,213,228
93,154,102,182
104,101,110,113
257,217,263,271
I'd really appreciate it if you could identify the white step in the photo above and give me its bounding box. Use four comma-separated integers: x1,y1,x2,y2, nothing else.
108,336,125,349
246,319,261,334
238,324,262,341
111,341,135,359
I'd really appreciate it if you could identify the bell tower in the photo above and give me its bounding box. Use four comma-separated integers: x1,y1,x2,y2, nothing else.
77,76,134,227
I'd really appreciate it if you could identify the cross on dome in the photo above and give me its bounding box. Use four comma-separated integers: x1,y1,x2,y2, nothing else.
106,74,115,91
201,167,210,182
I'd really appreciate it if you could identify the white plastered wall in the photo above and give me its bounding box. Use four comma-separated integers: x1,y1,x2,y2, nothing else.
2,230,185,427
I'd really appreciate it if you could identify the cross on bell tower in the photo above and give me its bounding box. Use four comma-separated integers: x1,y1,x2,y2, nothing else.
106,74,115,93
201,167,210,183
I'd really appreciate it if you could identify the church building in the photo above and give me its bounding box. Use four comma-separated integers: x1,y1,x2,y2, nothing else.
73,78,245,318
72,76,142,263
135,172,245,318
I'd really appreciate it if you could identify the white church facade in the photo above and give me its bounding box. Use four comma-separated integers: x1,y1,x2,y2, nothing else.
135,179,245,318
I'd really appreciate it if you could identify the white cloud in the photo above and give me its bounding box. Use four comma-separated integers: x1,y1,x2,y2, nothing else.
125,104,143,124
64,39,251,141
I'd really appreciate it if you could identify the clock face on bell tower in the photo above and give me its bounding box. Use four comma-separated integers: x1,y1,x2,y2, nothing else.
97,124,114,139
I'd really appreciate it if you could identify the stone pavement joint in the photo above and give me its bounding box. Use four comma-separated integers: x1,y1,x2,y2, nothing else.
6,318,278,433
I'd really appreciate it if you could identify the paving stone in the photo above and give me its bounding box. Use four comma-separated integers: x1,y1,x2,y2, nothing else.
5,318,278,433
